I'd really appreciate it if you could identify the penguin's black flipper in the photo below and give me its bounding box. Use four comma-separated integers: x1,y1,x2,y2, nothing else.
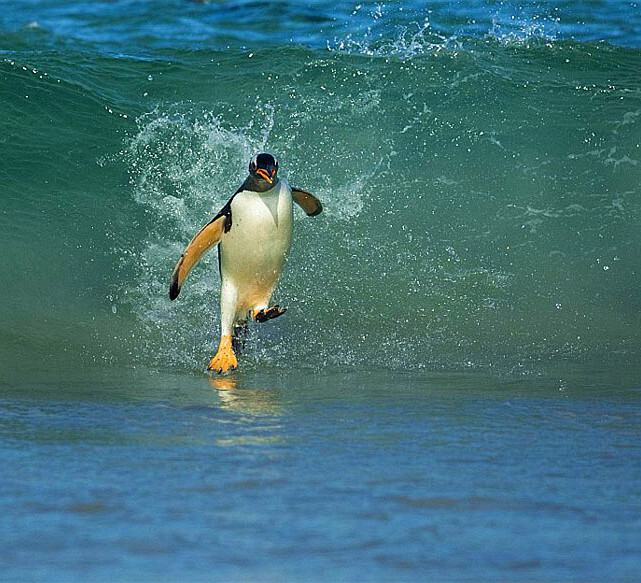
169,214,227,300
291,188,323,217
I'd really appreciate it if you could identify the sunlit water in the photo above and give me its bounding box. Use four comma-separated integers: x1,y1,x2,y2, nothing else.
1,0,641,580
2,365,641,582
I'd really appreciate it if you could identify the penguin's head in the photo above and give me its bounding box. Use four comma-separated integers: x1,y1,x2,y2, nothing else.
249,152,278,185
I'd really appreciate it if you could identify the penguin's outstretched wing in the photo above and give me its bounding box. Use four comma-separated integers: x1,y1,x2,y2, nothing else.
291,187,323,217
169,213,227,300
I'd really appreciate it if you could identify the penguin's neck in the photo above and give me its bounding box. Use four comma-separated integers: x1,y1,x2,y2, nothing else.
243,175,279,193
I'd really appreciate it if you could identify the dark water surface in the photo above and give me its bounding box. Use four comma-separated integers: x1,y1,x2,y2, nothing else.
2,0,641,580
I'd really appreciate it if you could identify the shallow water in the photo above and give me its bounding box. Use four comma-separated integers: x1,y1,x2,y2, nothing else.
2,364,641,582
2,0,641,580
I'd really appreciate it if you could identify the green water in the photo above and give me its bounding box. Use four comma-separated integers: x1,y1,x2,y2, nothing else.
3,37,640,374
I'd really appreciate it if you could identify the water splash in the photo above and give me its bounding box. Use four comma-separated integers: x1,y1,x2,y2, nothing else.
328,19,461,59
117,107,280,369
485,11,560,46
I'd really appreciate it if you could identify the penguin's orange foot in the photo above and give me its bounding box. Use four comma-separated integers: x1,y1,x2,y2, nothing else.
254,305,286,323
207,335,238,374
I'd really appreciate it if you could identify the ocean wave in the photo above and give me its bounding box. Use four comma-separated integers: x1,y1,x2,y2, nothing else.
2,13,640,375
327,19,463,59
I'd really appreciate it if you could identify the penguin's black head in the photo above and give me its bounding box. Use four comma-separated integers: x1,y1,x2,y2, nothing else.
249,152,278,185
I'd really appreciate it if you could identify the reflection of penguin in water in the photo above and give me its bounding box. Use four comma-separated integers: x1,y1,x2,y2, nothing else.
169,153,323,373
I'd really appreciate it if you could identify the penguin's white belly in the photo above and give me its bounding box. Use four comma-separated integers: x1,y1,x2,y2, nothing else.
219,180,293,315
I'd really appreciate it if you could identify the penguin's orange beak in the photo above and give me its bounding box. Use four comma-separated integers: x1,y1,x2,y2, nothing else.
256,168,273,183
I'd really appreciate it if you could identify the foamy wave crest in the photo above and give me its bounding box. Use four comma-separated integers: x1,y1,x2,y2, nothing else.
328,19,462,58
485,11,559,46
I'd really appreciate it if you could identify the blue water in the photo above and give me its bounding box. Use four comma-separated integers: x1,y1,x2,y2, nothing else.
1,1,641,581
3,367,641,582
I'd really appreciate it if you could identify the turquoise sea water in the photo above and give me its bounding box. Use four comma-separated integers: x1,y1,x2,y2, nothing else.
1,1,641,581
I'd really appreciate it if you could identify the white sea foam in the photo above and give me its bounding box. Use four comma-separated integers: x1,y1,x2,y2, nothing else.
328,19,461,59
485,11,559,46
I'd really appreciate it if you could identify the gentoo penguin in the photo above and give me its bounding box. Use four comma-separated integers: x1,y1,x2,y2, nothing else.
169,153,323,373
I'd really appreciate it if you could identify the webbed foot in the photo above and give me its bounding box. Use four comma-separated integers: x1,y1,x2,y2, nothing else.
253,305,286,323
207,335,238,374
